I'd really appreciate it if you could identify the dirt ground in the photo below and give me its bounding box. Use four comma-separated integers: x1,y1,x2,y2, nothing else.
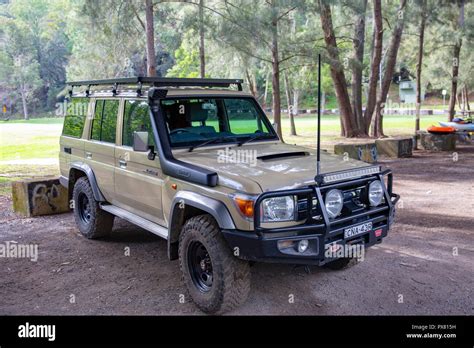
0,146,473,315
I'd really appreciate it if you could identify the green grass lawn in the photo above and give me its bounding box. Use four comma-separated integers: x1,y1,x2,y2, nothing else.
281,113,447,148
0,113,450,196
0,117,63,161
0,117,63,195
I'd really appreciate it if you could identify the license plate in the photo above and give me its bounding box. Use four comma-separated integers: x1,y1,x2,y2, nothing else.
344,222,372,239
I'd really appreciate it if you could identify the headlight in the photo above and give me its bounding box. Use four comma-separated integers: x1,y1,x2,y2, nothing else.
325,189,343,219
261,196,296,222
368,180,384,206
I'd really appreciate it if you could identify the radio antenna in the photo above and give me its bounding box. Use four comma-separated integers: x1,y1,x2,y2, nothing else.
316,53,322,178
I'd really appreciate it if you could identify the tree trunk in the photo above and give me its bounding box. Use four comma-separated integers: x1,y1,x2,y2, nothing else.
363,0,382,134
465,86,470,110
372,0,407,137
448,41,462,120
284,72,296,136
263,71,270,109
145,0,157,77
293,88,299,117
245,69,258,97
319,0,357,137
415,0,426,139
20,86,29,120
448,0,464,120
199,0,205,78
351,0,368,135
271,9,283,140
461,86,466,111
321,91,326,113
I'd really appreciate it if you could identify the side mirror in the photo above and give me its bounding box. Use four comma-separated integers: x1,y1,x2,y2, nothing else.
133,131,149,152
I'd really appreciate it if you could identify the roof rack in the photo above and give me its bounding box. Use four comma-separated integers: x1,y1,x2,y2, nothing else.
67,76,243,96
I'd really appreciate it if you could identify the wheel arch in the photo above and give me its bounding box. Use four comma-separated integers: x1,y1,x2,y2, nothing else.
68,162,106,202
167,191,236,260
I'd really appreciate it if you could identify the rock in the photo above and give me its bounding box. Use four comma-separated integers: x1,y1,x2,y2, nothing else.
418,131,456,151
334,142,378,163
12,178,70,217
375,137,413,158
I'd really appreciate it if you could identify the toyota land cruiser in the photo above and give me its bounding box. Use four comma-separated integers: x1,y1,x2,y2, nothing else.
59,77,399,314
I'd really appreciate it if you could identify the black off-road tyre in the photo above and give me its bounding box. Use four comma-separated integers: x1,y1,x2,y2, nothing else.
178,214,251,314
323,257,356,270
72,177,114,239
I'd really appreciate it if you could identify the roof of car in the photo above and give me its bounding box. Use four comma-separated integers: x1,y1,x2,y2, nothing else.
72,88,252,98
68,77,247,98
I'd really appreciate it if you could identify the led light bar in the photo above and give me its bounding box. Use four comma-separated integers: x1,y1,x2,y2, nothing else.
322,166,380,184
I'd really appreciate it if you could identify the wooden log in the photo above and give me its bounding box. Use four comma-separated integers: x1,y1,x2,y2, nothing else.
334,142,378,163
375,137,413,158
12,178,70,217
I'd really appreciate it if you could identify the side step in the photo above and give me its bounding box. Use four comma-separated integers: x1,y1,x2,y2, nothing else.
100,204,168,240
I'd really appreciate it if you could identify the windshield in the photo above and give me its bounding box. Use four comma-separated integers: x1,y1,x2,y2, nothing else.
160,97,277,148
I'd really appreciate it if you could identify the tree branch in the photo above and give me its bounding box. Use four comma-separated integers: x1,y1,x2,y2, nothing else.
132,6,146,30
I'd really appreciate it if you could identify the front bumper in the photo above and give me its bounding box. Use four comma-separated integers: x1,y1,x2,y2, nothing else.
222,169,400,265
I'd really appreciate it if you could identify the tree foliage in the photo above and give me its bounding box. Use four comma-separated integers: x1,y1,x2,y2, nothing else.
0,0,472,137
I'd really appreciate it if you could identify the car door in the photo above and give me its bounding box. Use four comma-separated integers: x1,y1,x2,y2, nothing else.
83,98,120,202
114,98,165,226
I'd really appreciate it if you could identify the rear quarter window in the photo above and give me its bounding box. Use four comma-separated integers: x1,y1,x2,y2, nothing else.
91,99,119,143
62,98,89,138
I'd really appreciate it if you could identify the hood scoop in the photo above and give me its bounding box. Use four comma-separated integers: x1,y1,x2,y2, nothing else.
257,151,310,162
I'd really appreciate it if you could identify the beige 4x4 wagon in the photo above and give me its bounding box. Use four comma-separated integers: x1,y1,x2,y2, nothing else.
59,77,399,314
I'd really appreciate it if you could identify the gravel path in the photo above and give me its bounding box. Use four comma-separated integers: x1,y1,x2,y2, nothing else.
0,146,473,315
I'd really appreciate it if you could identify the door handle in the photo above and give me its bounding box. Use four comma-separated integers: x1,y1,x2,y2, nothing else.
64,147,71,154
85,152,92,159
119,159,127,168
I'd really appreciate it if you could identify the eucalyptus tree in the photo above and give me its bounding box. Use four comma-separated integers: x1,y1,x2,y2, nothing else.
202,0,307,140
412,0,473,119
350,0,368,134
445,0,467,120
77,0,180,78
362,0,382,135
0,0,70,117
372,0,408,137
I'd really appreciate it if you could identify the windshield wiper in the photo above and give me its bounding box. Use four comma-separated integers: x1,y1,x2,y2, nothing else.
237,133,273,146
188,137,234,152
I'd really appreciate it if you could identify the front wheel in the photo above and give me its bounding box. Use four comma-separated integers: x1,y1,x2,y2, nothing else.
178,215,251,314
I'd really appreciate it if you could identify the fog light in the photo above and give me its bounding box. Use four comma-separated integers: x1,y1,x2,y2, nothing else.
277,240,294,250
297,240,309,253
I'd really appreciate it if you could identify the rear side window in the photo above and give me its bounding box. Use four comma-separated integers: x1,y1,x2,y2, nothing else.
62,98,88,138
122,100,155,147
91,99,119,143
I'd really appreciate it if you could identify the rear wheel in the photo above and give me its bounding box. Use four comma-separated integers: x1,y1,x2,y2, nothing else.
72,177,114,239
178,214,251,314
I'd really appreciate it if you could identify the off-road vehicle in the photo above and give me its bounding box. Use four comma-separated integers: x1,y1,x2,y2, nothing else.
59,76,399,314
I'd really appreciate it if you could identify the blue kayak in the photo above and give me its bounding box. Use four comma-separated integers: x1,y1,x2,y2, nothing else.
439,121,474,131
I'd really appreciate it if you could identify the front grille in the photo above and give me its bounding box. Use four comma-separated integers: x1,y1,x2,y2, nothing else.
253,170,396,235
297,181,386,224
